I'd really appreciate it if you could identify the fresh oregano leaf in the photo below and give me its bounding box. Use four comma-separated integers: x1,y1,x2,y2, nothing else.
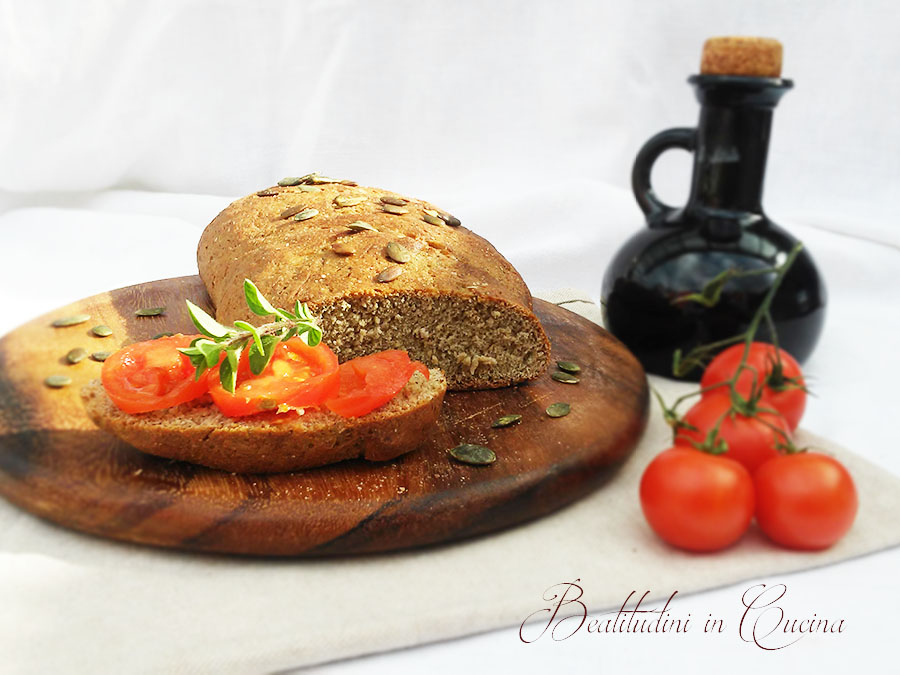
219,346,241,394
185,299,232,339
234,320,264,355
243,279,280,317
248,334,280,375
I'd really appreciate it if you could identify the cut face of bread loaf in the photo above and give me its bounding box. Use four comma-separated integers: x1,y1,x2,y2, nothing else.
197,178,552,390
82,369,446,474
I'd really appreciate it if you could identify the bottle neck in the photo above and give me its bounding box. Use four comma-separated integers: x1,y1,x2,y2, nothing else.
687,104,773,213
685,75,791,216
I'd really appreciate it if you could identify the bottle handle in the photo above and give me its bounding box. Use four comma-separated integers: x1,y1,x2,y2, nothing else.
631,127,696,221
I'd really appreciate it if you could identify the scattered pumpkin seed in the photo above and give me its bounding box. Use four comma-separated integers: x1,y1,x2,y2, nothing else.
333,195,367,208
292,208,319,222
449,443,496,466
279,205,307,219
66,347,88,364
386,241,412,264
556,360,581,374
277,176,303,186
52,314,90,328
256,188,279,197
306,174,340,185
339,179,358,186
376,266,403,283
152,332,174,339
297,185,319,192
492,414,522,428
382,204,409,216
347,221,376,232
437,210,461,227
331,241,355,256
546,402,571,418
45,375,72,388
135,307,166,317
91,325,113,337
380,195,409,207
91,351,112,362
551,371,580,384
422,211,443,226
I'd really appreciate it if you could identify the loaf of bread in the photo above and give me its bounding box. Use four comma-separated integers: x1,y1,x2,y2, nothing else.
197,175,552,390
82,369,446,473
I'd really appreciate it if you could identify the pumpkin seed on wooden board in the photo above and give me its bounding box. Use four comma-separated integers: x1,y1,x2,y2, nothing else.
386,241,411,264
292,208,319,222
491,414,522,428
382,204,409,216
91,325,113,337
91,351,112,362
52,314,90,327
448,444,496,466
546,402,571,418
66,348,88,364
556,360,581,374
135,307,166,317
376,266,403,283
333,195,367,208
45,375,72,388
551,371,580,384
347,221,376,232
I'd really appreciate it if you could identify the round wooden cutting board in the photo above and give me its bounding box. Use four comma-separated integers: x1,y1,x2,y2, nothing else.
0,277,648,556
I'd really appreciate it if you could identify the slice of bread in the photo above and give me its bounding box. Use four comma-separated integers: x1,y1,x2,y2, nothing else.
81,369,446,474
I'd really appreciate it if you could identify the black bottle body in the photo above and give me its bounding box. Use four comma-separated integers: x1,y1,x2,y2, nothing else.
602,75,826,380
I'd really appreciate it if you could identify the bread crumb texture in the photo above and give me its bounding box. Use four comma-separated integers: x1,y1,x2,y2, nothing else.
197,181,552,389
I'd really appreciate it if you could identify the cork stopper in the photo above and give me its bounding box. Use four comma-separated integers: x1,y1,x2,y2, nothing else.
700,37,783,78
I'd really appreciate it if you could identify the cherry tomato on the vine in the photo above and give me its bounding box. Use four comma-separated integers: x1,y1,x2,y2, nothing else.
639,446,755,552
754,452,858,550
701,342,806,430
676,392,791,474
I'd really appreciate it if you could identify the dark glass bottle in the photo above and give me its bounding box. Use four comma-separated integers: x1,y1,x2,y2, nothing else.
602,74,825,380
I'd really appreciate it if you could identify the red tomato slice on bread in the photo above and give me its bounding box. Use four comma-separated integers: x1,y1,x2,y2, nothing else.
208,338,340,417
325,350,429,418
101,334,209,413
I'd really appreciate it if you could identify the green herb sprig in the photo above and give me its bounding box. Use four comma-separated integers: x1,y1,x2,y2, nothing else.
178,279,322,394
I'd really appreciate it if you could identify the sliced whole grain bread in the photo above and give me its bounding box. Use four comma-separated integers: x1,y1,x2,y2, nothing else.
81,369,446,473
197,177,551,390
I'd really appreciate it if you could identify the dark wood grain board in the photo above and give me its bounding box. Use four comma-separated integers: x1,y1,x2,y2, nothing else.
0,277,648,556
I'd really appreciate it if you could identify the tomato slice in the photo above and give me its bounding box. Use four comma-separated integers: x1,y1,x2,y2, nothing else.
101,334,209,414
208,338,340,417
325,350,429,418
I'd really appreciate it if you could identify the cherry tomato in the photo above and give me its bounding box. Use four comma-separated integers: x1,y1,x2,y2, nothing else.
325,350,429,418
101,334,210,414
701,342,806,430
676,392,792,474
209,338,340,417
754,452,858,550
639,446,754,552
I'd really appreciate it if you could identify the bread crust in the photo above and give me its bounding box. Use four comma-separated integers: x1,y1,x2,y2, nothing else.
197,180,551,389
81,370,446,474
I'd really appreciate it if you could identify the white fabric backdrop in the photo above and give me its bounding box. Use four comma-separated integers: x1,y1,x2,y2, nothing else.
1,1,899,674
